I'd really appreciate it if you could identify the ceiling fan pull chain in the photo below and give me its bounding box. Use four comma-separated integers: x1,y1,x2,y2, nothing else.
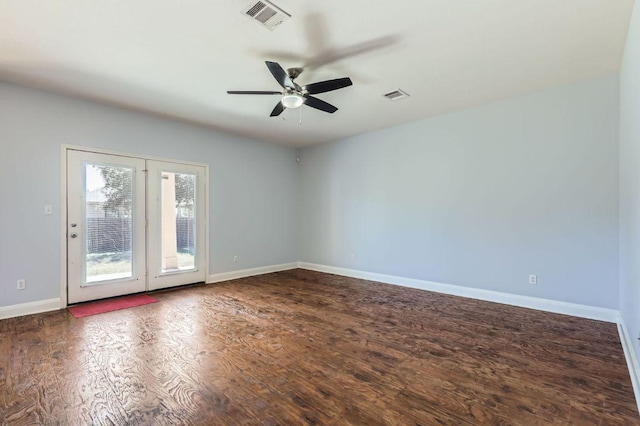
299,106,303,125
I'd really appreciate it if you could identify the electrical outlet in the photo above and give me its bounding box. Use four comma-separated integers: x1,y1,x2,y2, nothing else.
233,256,238,263
351,254,356,261
17,279,26,290
529,275,537,285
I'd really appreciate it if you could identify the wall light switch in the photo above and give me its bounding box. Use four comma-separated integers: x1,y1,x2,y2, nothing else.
44,205,53,215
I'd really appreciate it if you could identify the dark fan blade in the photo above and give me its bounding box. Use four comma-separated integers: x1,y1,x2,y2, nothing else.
303,95,338,113
227,91,281,95
270,101,285,117
265,61,295,89
303,77,353,95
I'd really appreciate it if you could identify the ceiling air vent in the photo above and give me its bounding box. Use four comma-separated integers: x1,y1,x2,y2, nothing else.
242,0,291,31
383,89,410,101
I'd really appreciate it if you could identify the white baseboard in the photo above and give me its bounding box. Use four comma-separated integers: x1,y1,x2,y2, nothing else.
297,262,620,323
0,298,61,320
619,319,640,415
208,262,298,284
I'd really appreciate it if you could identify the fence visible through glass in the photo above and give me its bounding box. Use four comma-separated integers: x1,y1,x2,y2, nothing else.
161,172,196,273
84,163,134,283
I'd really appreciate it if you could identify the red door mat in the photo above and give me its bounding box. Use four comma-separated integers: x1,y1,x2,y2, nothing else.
68,294,159,318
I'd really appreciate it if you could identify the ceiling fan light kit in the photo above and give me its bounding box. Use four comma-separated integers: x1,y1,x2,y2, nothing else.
227,61,352,117
282,93,304,109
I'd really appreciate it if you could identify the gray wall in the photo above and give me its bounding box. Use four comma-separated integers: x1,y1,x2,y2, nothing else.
620,1,640,364
0,71,625,314
0,82,299,307
298,74,620,309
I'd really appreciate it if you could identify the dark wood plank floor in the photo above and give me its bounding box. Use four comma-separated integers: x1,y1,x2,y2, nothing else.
0,269,638,425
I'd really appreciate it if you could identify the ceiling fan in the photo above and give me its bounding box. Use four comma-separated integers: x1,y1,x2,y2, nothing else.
227,61,352,117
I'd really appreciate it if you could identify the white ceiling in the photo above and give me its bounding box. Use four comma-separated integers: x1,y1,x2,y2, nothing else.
0,0,634,147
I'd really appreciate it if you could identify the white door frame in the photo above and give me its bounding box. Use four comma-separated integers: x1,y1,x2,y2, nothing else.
60,144,210,308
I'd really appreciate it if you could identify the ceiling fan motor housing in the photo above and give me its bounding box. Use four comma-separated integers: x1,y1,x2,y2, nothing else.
287,67,304,80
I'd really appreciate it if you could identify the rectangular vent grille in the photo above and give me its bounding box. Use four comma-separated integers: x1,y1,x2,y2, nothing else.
383,89,410,101
242,0,291,30
246,2,266,17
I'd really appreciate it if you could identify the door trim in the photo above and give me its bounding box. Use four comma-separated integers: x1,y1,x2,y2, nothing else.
60,144,209,307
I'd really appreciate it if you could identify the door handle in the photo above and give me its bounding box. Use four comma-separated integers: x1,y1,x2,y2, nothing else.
70,232,78,238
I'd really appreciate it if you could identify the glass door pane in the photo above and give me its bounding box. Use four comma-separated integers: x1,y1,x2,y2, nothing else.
161,172,196,272
147,160,206,291
85,164,134,283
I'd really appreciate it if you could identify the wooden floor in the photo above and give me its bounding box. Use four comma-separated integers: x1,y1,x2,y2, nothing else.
0,269,638,425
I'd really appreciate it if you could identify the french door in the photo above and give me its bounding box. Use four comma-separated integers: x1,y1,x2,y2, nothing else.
146,160,206,291
66,150,206,304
